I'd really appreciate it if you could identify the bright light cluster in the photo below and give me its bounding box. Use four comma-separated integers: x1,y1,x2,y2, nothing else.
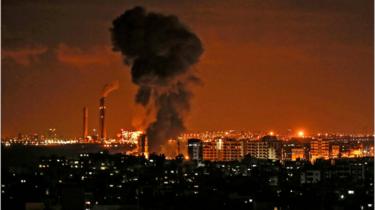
120,130,143,145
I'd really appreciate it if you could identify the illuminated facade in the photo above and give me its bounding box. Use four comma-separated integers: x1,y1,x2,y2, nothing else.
242,136,281,160
311,138,329,161
291,148,305,160
120,130,143,145
202,140,217,161
330,145,340,158
219,138,243,161
243,140,276,159
202,138,242,161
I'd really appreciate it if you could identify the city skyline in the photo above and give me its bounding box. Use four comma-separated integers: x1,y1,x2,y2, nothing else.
2,2,374,209
2,0,374,137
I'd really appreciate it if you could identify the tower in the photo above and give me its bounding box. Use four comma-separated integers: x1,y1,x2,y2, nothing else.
83,107,88,139
99,97,106,143
188,138,203,161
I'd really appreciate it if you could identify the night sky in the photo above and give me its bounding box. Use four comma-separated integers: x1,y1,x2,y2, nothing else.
2,0,374,137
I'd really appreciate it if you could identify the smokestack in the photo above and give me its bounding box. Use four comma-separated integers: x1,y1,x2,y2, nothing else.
99,81,120,143
99,97,106,143
83,107,88,139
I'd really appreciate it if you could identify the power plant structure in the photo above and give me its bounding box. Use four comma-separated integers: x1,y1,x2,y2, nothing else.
99,97,107,143
83,106,88,139
80,82,118,143
99,80,119,143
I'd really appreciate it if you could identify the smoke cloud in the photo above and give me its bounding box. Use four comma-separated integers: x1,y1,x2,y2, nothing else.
111,6,203,152
102,80,120,97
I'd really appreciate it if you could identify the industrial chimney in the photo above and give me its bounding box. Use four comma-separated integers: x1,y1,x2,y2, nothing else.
83,107,88,139
99,97,106,143
99,80,119,143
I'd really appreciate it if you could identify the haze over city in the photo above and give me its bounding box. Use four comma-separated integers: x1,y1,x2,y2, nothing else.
2,1,374,210
2,0,373,138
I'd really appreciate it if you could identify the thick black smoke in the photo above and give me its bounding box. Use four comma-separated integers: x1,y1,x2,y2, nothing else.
111,6,203,152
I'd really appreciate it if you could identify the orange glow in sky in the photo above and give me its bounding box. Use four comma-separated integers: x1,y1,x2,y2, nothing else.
1,0,373,137
298,131,305,138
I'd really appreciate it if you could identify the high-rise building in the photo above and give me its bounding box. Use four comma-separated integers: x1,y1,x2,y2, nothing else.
260,135,282,159
187,139,203,161
243,140,276,159
282,138,311,161
202,140,217,161
242,136,282,160
311,138,329,161
202,138,243,161
219,138,243,161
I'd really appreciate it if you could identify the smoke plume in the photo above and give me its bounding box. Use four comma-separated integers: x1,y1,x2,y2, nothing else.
111,6,203,152
102,80,120,97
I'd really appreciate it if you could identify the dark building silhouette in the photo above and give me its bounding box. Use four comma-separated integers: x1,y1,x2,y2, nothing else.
99,97,106,142
83,107,88,139
260,135,283,159
61,185,84,210
188,138,203,161
138,134,149,158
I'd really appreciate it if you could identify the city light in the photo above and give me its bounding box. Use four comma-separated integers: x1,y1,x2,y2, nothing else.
298,130,305,138
1,1,373,210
